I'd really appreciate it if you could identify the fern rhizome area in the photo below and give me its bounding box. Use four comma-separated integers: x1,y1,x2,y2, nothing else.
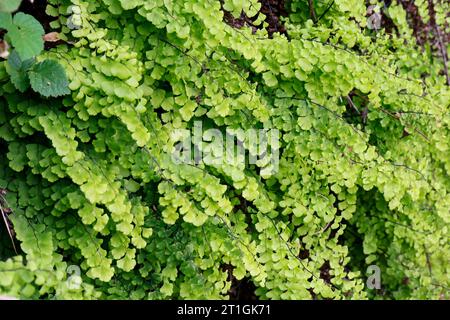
0,0,449,300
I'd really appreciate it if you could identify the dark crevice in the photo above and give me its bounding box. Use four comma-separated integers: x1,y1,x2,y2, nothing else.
0,188,19,260
221,263,257,300
221,0,289,38
319,260,332,284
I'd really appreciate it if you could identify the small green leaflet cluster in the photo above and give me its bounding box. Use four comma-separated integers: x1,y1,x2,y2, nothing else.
0,0,448,300
0,3,69,97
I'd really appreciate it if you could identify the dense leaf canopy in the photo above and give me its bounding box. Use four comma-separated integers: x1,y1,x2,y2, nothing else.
0,0,449,300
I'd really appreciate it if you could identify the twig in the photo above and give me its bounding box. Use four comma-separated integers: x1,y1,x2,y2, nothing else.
346,95,360,114
423,245,433,278
427,0,449,86
308,0,318,23
0,199,18,254
317,0,335,22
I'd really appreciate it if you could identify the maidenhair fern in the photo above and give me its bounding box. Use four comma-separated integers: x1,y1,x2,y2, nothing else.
0,0,448,300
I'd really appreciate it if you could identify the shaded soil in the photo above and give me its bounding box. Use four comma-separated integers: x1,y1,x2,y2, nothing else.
221,264,257,300
19,0,54,32
222,0,288,38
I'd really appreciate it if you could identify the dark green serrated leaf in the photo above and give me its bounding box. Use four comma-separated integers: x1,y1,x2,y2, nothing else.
28,59,70,97
0,0,22,13
5,50,34,92
7,12,44,61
